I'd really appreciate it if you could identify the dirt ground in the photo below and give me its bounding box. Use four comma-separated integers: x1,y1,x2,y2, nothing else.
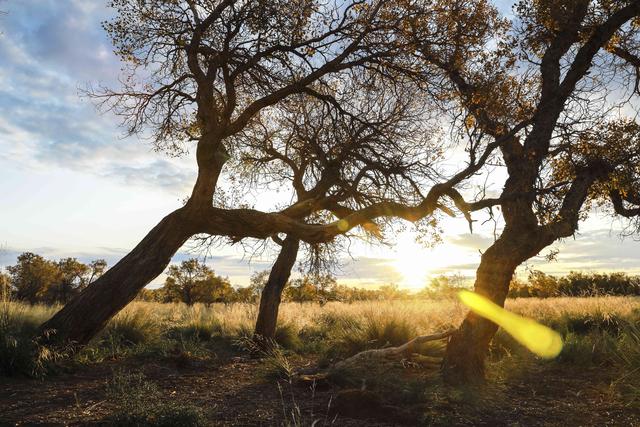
1,354,638,426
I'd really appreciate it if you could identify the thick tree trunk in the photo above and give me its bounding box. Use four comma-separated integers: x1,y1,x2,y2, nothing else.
39,134,228,347
442,227,548,384
40,207,196,346
254,236,300,339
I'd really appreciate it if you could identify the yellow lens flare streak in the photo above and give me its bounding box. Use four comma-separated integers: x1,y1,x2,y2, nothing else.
458,290,563,359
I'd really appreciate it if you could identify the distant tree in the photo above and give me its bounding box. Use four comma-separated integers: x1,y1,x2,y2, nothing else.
3,254,108,304
284,276,318,303
248,271,269,297
233,286,258,304
419,274,470,299
193,274,234,305
136,288,162,302
558,271,640,296
231,271,269,304
377,283,410,300
86,259,107,288
162,258,231,305
163,259,210,305
51,258,89,304
7,253,60,304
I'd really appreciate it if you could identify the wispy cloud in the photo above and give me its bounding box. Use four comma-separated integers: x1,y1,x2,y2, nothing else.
0,1,194,195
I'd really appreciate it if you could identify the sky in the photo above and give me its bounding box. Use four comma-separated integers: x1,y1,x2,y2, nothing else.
1,0,640,290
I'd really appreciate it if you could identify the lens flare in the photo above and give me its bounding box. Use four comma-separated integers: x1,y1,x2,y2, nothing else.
458,290,563,359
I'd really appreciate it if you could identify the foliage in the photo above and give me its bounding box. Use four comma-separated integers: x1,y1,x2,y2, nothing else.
0,294,65,377
151,259,234,305
4,252,106,305
418,274,471,299
509,270,640,298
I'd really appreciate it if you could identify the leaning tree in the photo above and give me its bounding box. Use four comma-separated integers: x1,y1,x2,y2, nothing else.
390,0,640,383
40,0,409,344
41,0,503,347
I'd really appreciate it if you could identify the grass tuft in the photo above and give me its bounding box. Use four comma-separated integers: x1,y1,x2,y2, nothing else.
104,369,205,426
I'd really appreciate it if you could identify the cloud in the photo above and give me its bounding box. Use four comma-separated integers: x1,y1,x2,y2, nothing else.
520,229,640,275
336,257,402,284
0,1,195,195
447,233,495,250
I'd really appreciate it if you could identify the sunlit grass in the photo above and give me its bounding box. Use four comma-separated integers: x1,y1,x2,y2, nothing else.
1,296,639,380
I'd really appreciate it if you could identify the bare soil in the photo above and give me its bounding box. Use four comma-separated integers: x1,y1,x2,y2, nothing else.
1,354,638,426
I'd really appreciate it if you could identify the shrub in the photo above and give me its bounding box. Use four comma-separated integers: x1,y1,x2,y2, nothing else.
168,313,223,342
99,307,160,348
274,322,301,350
0,300,65,377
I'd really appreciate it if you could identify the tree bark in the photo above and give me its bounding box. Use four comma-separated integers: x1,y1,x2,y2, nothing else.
40,207,196,346
254,236,300,339
441,226,551,384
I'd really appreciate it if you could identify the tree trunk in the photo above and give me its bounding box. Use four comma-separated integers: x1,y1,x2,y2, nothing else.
254,236,300,339
40,207,196,346
442,227,545,384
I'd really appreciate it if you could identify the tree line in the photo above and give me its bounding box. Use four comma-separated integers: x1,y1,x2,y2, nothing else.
4,253,640,306
0,253,106,304
139,265,640,303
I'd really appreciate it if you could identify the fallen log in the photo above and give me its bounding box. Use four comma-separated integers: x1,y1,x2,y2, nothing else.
332,330,454,372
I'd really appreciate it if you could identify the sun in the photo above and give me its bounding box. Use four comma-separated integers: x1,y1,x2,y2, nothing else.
391,232,431,289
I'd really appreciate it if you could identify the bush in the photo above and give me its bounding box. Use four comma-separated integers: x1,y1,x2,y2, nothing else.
0,300,65,377
99,307,160,348
274,322,301,350
320,313,418,361
171,305,223,341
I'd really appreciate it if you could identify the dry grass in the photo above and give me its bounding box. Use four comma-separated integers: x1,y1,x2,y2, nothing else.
1,296,639,376
2,297,640,425
111,296,638,337
4,296,639,339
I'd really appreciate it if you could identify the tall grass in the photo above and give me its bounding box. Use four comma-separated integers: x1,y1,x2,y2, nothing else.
0,298,63,377
1,297,638,378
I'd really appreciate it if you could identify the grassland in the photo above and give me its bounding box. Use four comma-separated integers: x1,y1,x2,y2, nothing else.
1,297,640,425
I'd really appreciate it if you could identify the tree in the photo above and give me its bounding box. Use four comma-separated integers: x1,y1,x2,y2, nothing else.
419,274,470,299
43,0,487,346
283,276,318,303
161,258,233,305
7,253,60,304
3,254,107,305
390,0,640,383
50,258,89,304
377,283,409,300
40,0,437,345
245,86,432,338
163,259,213,305
193,274,235,304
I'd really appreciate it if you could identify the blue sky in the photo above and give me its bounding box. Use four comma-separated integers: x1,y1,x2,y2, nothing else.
1,0,639,289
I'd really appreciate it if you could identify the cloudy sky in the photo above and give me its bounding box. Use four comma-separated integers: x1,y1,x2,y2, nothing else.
1,0,639,289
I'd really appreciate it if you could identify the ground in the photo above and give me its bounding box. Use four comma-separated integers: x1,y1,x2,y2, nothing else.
2,298,639,425
1,354,638,426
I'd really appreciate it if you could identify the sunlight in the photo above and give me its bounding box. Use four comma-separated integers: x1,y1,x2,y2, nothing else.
391,231,474,289
391,232,432,289
458,290,563,358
